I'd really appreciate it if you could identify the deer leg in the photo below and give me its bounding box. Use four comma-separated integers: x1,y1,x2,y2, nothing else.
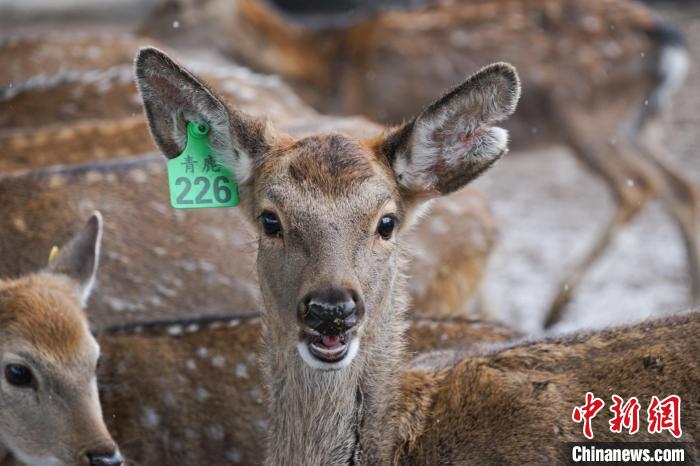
634,140,700,305
543,121,659,328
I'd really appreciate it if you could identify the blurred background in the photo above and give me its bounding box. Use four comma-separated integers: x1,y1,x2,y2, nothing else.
1,0,698,335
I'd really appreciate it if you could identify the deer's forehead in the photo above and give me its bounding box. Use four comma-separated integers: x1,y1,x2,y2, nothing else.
258,133,396,200
0,275,96,367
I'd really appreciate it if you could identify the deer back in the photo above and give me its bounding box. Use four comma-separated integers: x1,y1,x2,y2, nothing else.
395,312,700,464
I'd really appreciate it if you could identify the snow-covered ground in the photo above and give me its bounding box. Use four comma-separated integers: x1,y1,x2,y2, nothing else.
475,148,691,335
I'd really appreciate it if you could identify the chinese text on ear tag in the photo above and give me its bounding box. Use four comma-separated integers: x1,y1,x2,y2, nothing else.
166,121,239,209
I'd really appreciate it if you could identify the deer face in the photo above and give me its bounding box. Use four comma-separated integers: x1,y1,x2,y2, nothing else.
136,48,520,371
251,134,401,369
0,214,122,466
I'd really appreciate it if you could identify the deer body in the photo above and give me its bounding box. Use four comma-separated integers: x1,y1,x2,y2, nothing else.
0,33,315,172
147,0,700,326
136,48,698,465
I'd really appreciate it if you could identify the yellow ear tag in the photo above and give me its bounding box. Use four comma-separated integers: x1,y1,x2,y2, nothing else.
48,245,60,265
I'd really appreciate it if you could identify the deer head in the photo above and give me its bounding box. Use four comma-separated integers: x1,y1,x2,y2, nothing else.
0,213,122,466
136,47,520,372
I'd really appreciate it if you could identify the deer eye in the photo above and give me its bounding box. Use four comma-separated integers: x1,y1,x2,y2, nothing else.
261,211,283,238
377,215,398,240
5,364,33,387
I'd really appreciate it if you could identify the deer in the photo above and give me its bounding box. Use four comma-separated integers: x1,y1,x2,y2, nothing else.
136,47,699,465
95,313,517,465
144,0,699,328
0,212,124,466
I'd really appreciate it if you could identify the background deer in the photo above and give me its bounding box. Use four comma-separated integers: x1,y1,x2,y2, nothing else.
0,32,316,172
144,0,699,327
0,212,122,466
136,47,698,465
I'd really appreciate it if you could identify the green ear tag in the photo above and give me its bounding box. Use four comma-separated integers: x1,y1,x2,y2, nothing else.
167,121,239,209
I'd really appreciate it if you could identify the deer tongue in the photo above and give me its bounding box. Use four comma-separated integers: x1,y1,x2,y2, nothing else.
321,335,343,349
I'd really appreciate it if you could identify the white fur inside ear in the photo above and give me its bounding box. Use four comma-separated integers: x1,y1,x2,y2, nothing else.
231,148,253,185
482,127,509,158
296,339,360,371
79,215,103,308
394,125,510,193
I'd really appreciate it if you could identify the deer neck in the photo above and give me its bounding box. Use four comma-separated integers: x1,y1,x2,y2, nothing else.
262,275,409,466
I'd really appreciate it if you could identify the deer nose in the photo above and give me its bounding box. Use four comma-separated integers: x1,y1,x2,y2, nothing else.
298,287,363,336
87,449,123,466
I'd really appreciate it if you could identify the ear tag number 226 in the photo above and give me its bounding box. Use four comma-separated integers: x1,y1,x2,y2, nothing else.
167,121,239,209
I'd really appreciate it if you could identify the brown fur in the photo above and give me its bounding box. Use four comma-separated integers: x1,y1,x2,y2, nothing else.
0,32,146,88
0,157,260,328
285,135,378,196
1,118,151,172
147,0,700,325
0,274,86,365
395,313,700,464
95,314,518,465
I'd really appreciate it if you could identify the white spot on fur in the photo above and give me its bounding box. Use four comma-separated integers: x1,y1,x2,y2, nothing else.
195,387,210,401
225,449,242,463
162,391,177,408
186,323,200,333
235,363,248,379
206,424,225,441
249,387,263,404
12,217,27,233
255,419,269,432
212,355,225,368
141,407,160,429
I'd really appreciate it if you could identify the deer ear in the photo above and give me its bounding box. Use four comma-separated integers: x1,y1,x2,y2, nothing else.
380,63,520,197
47,212,103,307
134,47,269,184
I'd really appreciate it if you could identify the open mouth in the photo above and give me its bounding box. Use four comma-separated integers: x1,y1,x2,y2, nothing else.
306,333,350,363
